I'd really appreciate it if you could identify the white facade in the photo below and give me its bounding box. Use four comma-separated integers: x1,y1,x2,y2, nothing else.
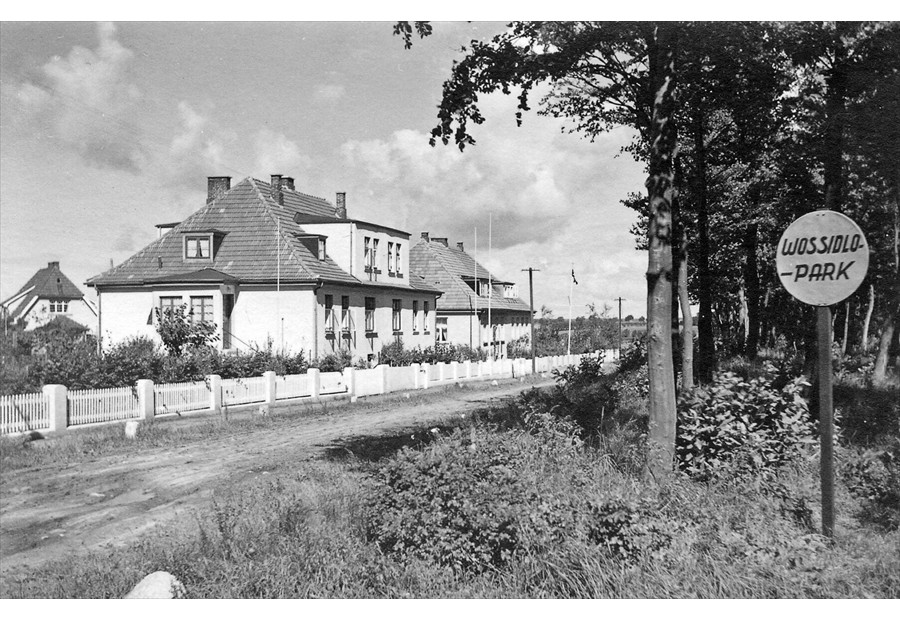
18,298,97,332
98,283,437,362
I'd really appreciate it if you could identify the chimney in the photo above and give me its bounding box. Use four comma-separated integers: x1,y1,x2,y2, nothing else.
282,176,295,191
421,232,430,241
456,242,465,252
207,176,231,203
48,261,60,269
335,192,347,219
270,174,284,205
433,237,448,247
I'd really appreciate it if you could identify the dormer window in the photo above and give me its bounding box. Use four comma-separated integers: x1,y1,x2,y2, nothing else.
184,234,212,260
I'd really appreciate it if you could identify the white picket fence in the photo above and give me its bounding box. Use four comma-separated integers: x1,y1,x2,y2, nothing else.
155,380,210,416
68,386,140,426
1,392,49,435
1,351,612,436
275,374,310,400
221,376,268,406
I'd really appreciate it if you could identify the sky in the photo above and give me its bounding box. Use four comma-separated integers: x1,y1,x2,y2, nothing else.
1,18,761,322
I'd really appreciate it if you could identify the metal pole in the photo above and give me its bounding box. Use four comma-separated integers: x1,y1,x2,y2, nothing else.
616,297,625,358
818,305,835,537
567,263,573,356
522,267,539,373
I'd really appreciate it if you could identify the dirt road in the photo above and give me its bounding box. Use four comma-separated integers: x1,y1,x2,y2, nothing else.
0,377,551,580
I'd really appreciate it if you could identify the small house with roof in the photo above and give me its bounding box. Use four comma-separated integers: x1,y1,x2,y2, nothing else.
410,233,532,358
86,175,441,362
1,261,97,331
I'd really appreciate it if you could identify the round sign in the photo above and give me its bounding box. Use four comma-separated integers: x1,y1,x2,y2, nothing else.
776,210,869,306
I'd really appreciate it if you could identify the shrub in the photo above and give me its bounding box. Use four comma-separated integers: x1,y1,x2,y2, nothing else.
311,350,353,372
676,371,816,481
841,440,900,530
378,340,486,366
366,432,527,573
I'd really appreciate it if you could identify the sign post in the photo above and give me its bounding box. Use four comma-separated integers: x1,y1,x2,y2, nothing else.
776,210,869,538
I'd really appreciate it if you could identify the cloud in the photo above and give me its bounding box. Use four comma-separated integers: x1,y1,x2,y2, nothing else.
252,129,312,179
313,84,346,102
336,89,648,318
162,101,237,189
14,22,144,172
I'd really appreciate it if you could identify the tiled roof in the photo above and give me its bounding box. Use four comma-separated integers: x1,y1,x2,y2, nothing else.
409,239,531,313
2,262,84,320
87,178,362,288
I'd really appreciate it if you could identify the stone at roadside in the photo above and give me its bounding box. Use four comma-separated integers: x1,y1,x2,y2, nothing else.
257,404,270,416
491,380,499,386
124,571,186,599
124,420,140,439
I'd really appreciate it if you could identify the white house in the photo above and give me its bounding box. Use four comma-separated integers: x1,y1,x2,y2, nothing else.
86,175,441,363
409,234,532,358
1,261,97,332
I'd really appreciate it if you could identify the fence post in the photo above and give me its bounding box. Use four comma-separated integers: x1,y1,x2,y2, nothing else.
379,364,389,394
450,360,459,381
208,375,222,413
421,363,431,389
410,363,421,389
343,367,356,398
136,379,155,422
263,371,277,405
308,368,321,398
43,384,67,434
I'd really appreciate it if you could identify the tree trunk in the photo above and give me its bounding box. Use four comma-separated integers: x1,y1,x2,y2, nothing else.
873,318,897,383
840,301,850,357
694,107,715,383
644,23,679,482
861,284,875,353
743,222,761,358
679,246,694,390
738,286,749,352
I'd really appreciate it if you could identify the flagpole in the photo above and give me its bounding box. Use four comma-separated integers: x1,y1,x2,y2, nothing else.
277,216,283,351
567,262,573,356
488,213,493,360
474,226,479,352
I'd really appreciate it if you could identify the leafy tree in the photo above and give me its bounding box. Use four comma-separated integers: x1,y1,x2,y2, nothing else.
154,305,219,356
397,21,680,478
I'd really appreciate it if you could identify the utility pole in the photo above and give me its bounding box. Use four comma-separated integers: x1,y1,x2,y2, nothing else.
522,267,540,373
615,297,626,359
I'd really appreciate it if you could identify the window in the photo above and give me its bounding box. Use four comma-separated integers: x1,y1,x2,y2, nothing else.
423,301,430,333
436,317,448,343
159,296,182,320
388,242,395,273
49,300,69,313
395,243,402,274
324,295,334,333
365,297,376,332
413,300,420,333
184,235,211,259
318,238,326,261
364,237,371,270
392,299,401,332
190,296,214,324
372,239,379,268
341,296,350,332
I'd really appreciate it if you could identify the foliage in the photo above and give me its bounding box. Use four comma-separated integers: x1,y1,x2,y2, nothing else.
309,350,353,373
154,306,219,356
377,340,486,367
676,369,816,481
841,440,900,530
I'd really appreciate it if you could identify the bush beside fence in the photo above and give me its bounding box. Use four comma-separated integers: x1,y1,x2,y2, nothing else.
0,351,617,436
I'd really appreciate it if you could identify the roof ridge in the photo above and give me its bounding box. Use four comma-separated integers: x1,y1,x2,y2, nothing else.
250,177,334,207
